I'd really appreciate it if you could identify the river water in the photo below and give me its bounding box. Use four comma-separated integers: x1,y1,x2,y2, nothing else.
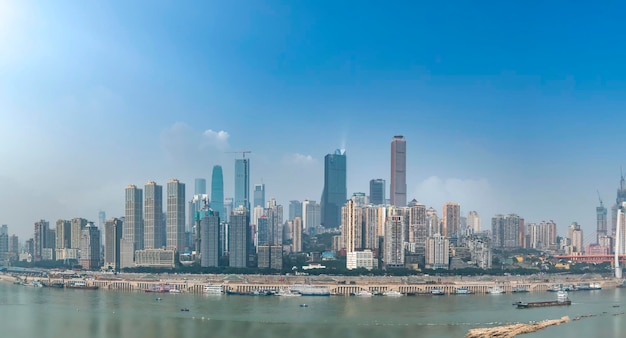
0,282,624,338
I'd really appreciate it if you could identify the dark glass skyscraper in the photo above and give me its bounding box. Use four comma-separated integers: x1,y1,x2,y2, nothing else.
211,165,225,218
369,179,386,205
321,149,347,228
235,158,250,211
289,200,302,220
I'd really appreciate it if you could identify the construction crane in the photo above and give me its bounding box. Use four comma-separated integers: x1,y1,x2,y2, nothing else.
597,190,604,207
226,150,252,158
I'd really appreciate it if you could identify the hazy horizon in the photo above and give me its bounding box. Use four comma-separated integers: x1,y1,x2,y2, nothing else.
2,1,626,242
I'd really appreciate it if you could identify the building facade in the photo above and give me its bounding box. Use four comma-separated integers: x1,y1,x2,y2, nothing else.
166,179,186,251
369,179,386,206
211,165,225,219
321,149,347,228
234,158,250,211
144,181,164,249
124,185,144,250
390,135,407,207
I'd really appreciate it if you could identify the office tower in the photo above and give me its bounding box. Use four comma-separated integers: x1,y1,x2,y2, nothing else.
188,193,209,234
567,222,584,254
292,217,302,253
98,210,106,232
491,214,523,249
8,235,18,254
211,165,225,218
253,184,265,208
199,209,220,268
612,174,626,235
425,234,450,269
321,149,347,228
441,202,461,237
351,192,367,206
384,215,405,268
55,219,71,249
234,158,250,211
104,218,123,271
390,135,407,207
467,211,481,233
167,179,186,251
597,198,608,244
342,199,363,253
224,198,234,221
229,206,249,268
369,179,386,205
144,181,163,249
34,220,50,262
124,185,144,250
195,178,207,195
79,225,100,270
289,200,302,220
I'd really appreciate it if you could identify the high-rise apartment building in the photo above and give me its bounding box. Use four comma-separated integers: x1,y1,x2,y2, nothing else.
199,209,220,268
342,199,363,253
34,220,50,262
229,206,249,268
425,234,450,269
195,178,207,195
384,214,405,268
390,136,407,207
79,225,100,270
369,179,386,205
144,181,164,249
253,184,265,208
211,165,225,218
302,199,321,231
55,219,71,249
467,211,481,233
321,149,347,228
9,235,18,254
289,200,302,220
166,179,186,251
124,185,144,250
442,202,461,238
70,217,88,249
234,158,250,211
104,218,123,271
292,216,302,253
567,222,584,254
491,214,523,249
408,202,427,254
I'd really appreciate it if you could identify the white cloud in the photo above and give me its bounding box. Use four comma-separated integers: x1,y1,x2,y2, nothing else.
282,153,316,166
202,129,230,150
414,176,505,217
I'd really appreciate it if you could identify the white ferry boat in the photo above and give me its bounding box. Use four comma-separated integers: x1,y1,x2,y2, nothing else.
353,290,373,297
290,284,331,296
277,288,302,297
203,284,224,295
557,290,569,302
382,290,403,297
487,286,505,294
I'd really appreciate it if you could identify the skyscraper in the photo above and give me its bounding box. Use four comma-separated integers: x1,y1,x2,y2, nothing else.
292,216,302,253
199,209,220,268
491,214,523,249
342,199,363,253
98,211,106,234
253,183,265,208
71,217,88,249
234,158,250,211
612,173,626,235
55,219,71,249
229,206,249,268
369,179,386,205
124,185,144,250
467,211,481,233
441,202,461,238
289,200,302,220
597,197,608,244
166,179,186,251
390,135,407,207
144,181,163,249
302,199,321,231
321,149,347,228
195,178,207,195
384,214,405,268
104,218,123,271
79,225,100,270
211,165,225,218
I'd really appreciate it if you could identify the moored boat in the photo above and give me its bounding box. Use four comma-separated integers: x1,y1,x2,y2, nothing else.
512,286,529,293
277,288,301,297
203,284,224,295
454,287,473,295
382,290,403,297
291,284,331,296
67,281,99,290
352,290,373,297
431,288,445,296
487,286,505,294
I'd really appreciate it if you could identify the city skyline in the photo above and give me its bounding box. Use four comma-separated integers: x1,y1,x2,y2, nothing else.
3,1,626,241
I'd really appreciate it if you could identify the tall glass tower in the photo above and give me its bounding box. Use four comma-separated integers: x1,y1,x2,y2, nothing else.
253,183,265,208
211,166,225,218
321,149,347,228
234,158,250,211
369,179,386,205
194,178,207,195
391,135,407,207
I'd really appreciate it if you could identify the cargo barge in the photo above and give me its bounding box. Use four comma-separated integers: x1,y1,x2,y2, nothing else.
514,290,570,309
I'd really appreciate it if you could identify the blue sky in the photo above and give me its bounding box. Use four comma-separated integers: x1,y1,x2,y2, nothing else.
1,1,626,241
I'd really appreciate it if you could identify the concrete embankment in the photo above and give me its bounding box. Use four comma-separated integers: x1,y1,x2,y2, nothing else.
466,316,569,338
